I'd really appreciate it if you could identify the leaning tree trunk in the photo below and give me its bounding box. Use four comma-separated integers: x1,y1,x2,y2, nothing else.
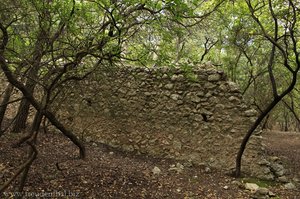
12,94,47,147
235,29,300,176
235,72,298,177
235,97,282,177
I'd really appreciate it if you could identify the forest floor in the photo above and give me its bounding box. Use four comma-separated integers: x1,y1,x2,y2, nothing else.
0,130,299,199
263,130,300,186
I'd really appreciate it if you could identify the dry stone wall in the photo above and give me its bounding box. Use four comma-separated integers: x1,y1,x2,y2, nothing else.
60,65,281,179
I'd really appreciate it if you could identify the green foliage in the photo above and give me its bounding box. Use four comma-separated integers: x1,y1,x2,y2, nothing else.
1,0,300,130
211,0,300,130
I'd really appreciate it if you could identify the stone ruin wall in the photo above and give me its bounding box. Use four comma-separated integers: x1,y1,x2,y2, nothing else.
58,65,282,179
28,66,282,179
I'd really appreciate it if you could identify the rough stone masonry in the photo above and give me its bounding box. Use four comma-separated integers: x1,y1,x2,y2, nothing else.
59,65,285,180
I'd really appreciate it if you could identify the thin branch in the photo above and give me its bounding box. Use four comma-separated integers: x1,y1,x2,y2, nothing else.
267,45,278,98
266,0,279,98
0,97,24,108
200,37,218,62
282,99,300,126
245,0,291,70
288,0,300,73
242,69,268,95
169,0,225,28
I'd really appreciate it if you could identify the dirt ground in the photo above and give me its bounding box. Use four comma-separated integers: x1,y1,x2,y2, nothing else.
263,130,300,182
0,130,299,199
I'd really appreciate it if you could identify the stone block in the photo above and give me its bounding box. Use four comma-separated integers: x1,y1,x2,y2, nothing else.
208,74,221,81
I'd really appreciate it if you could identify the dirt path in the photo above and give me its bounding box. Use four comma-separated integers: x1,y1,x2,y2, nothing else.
0,131,299,198
263,130,300,181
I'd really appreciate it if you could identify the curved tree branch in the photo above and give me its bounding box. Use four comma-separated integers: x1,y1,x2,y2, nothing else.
0,23,85,159
235,0,300,177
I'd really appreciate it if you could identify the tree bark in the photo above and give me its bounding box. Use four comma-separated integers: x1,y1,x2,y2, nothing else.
13,95,46,147
0,83,13,132
11,98,31,133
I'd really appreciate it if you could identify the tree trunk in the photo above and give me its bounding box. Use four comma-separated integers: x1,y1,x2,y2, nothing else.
11,64,40,133
0,83,13,132
235,71,298,177
12,109,44,147
235,26,299,177
261,114,270,130
12,20,48,133
282,98,300,131
284,109,289,132
11,98,31,133
235,97,282,177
